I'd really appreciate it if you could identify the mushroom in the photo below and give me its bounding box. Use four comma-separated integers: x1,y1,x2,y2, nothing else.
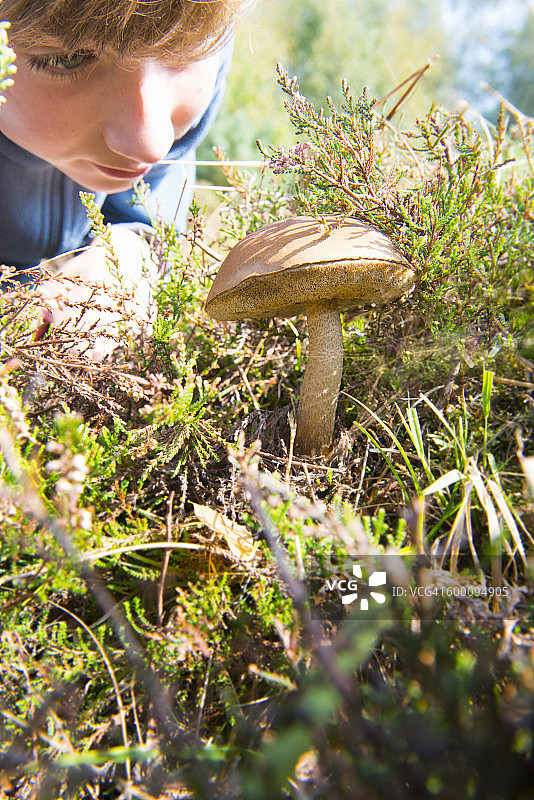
205,215,415,456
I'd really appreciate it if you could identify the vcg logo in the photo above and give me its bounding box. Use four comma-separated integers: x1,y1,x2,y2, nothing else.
326,563,387,610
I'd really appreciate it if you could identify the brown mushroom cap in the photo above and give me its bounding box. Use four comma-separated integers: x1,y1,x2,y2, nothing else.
205,215,415,320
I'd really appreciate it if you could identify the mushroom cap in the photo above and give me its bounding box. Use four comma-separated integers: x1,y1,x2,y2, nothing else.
205,215,415,321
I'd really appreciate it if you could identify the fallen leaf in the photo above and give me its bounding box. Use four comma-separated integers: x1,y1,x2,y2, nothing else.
519,454,534,492
192,502,257,561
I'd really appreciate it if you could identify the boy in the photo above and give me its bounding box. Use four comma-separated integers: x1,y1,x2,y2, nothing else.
0,0,248,356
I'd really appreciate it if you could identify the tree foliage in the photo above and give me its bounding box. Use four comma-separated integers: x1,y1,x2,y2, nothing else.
201,0,534,166
200,0,452,162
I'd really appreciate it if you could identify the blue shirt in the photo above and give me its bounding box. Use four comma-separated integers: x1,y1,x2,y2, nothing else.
0,44,232,275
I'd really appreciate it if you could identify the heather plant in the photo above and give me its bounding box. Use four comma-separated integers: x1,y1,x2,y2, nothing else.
0,19,15,101
259,64,534,342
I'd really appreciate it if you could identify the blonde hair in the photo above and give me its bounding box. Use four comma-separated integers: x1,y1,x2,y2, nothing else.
3,0,251,61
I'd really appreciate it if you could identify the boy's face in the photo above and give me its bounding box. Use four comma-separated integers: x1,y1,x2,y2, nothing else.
0,41,220,192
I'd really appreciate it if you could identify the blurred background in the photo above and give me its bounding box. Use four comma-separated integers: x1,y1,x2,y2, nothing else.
198,0,534,164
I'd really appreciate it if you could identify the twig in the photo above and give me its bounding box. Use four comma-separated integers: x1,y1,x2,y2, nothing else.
237,364,260,411
373,58,437,117
302,462,317,503
354,437,371,511
0,541,247,588
157,490,175,627
193,238,223,262
380,59,437,122
0,298,34,336
493,376,534,390
195,652,213,740
285,411,296,485
258,449,346,475
48,601,132,785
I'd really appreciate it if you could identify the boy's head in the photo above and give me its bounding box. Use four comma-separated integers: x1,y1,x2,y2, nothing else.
3,0,249,62
0,0,252,194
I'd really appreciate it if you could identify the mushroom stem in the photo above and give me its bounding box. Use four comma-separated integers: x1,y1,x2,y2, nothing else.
295,299,343,457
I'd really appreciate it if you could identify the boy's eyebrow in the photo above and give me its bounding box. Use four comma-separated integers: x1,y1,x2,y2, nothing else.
17,38,78,51
17,37,105,56
17,33,103,51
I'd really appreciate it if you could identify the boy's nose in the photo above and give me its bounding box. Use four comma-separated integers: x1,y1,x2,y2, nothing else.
102,62,175,165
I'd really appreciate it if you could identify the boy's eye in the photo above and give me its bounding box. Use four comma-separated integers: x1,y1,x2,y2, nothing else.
28,50,94,77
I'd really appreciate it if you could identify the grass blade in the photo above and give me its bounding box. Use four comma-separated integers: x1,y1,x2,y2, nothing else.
437,484,472,572
482,368,494,420
397,402,435,484
487,478,530,564
422,469,464,496
350,396,422,495
467,460,501,551
350,418,412,502
419,394,465,459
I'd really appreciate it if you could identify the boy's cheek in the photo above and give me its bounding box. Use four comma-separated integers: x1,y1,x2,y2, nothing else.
170,62,218,136
0,75,84,153
1,76,59,130
0,102,61,153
